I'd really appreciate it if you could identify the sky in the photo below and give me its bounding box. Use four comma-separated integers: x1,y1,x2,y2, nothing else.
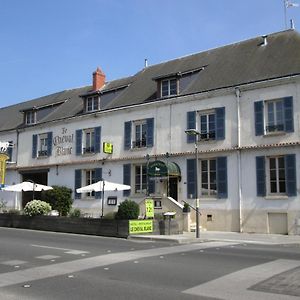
0,0,299,108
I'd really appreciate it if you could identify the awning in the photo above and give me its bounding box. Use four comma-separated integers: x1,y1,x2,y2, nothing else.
147,160,181,179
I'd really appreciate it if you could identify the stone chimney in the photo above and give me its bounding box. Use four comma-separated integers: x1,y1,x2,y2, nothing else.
93,67,106,91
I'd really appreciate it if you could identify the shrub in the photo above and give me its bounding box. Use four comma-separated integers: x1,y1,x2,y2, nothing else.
24,200,52,216
115,199,139,220
69,208,81,218
42,186,72,216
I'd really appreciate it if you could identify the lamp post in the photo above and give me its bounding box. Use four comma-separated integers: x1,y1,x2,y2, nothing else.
185,129,200,238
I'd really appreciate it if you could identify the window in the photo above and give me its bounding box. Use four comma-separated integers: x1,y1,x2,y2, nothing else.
38,134,48,157
83,128,95,154
161,78,177,97
107,197,117,206
133,121,147,148
76,127,101,156
154,200,162,208
135,165,147,194
86,96,99,112
268,156,286,194
25,111,36,125
85,169,96,197
199,111,216,140
266,100,284,133
201,159,217,197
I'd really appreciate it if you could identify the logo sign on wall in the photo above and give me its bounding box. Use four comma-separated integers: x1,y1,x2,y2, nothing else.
103,142,113,154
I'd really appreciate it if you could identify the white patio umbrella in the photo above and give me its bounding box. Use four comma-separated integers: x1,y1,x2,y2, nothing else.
2,181,53,203
76,180,131,217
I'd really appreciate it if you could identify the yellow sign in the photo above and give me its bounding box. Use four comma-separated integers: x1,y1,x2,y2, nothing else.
129,220,153,234
145,199,154,218
103,142,113,154
0,154,9,186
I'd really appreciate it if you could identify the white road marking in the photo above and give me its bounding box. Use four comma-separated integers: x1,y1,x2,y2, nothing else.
31,244,89,255
1,260,27,266
0,241,237,288
36,255,60,260
183,259,300,300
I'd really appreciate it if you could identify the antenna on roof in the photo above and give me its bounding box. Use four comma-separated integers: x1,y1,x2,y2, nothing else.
284,0,299,29
290,18,295,29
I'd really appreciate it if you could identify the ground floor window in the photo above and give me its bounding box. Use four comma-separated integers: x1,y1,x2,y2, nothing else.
85,169,95,197
268,156,286,194
135,165,147,194
200,159,217,197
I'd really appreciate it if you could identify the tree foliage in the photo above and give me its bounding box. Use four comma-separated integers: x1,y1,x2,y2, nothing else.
115,199,139,220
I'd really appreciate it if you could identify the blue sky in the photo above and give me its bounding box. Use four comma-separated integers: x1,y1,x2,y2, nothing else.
0,0,299,108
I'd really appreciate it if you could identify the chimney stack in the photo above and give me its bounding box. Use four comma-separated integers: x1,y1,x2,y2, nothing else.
93,67,106,91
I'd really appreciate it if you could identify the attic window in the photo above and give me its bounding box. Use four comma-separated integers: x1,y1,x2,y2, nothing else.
86,96,100,112
25,110,36,125
161,78,178,97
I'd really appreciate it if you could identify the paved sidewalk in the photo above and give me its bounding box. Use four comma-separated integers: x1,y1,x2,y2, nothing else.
129,231,300,245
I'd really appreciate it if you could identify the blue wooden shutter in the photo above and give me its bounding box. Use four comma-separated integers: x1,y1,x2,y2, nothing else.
32,134,37,158
256,156,266,196
285,154,296,196
215,107,225,140
47,132,53,156
187,111,196,143
95,168,102,199
123,164,131,197
217,157,227,198
284,97,294,133
146,118,154,147
254,101,264,136
187,158,196,198
74,169,82,199
75,129,82,155
124,121,132,150
148,173,155,195
94,126,101,153
7,141,13,162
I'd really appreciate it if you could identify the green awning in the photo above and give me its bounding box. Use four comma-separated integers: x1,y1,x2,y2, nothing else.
147,160,181,179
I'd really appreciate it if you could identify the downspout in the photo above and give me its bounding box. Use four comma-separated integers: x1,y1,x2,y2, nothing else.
235,87,243,232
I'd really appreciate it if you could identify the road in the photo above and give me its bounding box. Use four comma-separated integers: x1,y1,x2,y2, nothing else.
0,228,300,300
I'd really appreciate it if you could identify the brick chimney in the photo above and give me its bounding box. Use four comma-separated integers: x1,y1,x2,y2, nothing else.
92,67,106,91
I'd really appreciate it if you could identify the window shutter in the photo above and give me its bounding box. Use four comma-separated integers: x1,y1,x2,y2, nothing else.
254,101,264,136
215,107,225,140
94,126,101,153
284,96,294,133
217,157,227,198
285,154,296,196
75,129,82,155
146,118,154,147
187,111,196,143
148,176,155,195
32,134,37,158
256,156,266,196
47,132,53,156
187,158,196,198
7,141,13,162
124,121,132,150
123,164,131,197
74,169,82,199
95,168,102,199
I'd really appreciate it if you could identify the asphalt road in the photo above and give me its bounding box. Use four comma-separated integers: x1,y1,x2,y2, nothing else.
0,228,300,300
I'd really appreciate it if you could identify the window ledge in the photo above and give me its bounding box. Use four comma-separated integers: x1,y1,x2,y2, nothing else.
130,147,147,151
200,197,219,201
264,195,288,200
263,131,286,137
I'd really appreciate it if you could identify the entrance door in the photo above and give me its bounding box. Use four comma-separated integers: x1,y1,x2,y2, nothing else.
169,177,178,201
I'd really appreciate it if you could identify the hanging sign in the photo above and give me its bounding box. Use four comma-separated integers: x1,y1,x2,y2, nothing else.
145,198,154,218
129,220,153,234
103,142,113,154
0,153,9,187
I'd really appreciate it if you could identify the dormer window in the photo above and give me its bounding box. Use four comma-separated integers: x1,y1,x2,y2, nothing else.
25,110,36,125
86,96,100,112
161,78,178,97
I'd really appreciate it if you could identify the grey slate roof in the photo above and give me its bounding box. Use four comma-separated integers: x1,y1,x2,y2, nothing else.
1,29,299,132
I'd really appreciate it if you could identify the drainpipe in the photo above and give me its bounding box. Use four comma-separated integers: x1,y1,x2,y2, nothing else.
235,87,243,233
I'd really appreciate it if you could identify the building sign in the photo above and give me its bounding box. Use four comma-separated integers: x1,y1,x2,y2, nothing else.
145,199,154,218
103,142,113,154
129,220,153,234
0,153,9,187
53,127,74,156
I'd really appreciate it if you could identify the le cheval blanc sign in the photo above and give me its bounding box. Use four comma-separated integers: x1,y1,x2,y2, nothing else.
53,128,74,156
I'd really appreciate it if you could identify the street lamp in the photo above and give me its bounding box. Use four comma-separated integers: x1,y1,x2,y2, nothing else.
185,128,200,238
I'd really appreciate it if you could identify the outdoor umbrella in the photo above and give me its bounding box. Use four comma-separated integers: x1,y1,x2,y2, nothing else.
76,180,131,217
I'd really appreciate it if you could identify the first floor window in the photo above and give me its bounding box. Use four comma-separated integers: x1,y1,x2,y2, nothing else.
266,99,284,132
201,159,217,197
85,170,95,197
268,156,286,194
199,111,216,140
135,165,147,193
84,129,95,153
38,134,48,157
133,121,147,148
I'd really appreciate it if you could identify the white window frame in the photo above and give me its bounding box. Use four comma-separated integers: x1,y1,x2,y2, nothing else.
133,120,147,149
265,99,284,133
267,156,286,195
107,197,117,206
134,164,147,194
161,78,178,97
83,128,95,154
86,96,100,112
25,111,36,125
198,109,216,141
37,133,48,157
200,158,217,197
85,169,96,198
